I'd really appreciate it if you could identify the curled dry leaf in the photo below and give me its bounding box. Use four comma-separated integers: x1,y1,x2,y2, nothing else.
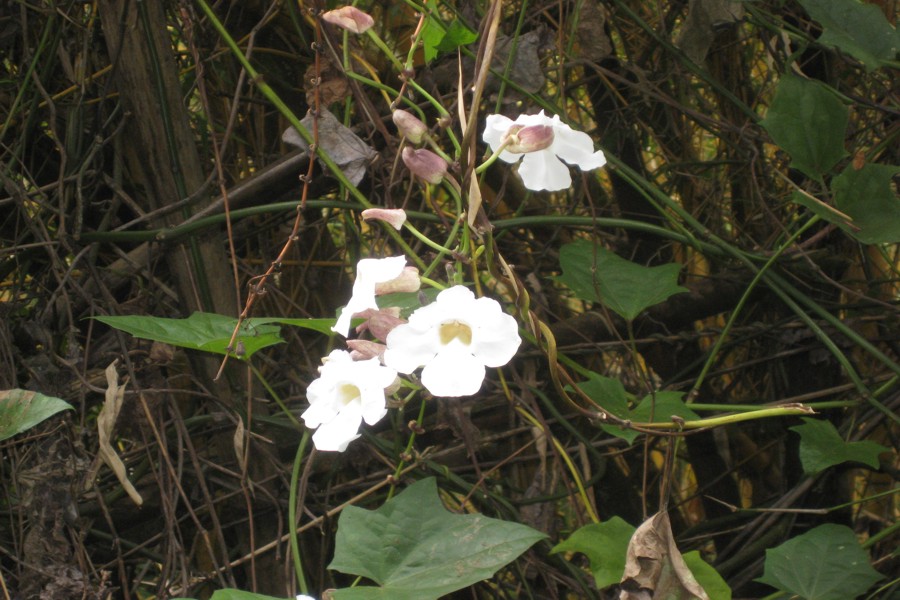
619,511,709,600
676,0,744,64
575,0,613,62
97,361,143,506
282,108,376,186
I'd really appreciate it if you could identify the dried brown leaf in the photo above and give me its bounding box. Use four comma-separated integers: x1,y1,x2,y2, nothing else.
677,0,744,64
282,108,376,186
97,360,143,506
619,512,709,600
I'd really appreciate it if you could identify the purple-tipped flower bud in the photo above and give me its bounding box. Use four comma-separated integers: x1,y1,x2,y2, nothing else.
321,6,374,34
362,207,407,230
401,147,447,184
503,124,554,153
392,110,428,144
354,308,406,341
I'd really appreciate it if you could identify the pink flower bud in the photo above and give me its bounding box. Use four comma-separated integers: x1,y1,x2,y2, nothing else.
401,147,447,184
375,267,420,295
503,124,554,153
354,308,406,341
362,207,407,230
321,6,374,34
346,339,387,361
392,110,428,144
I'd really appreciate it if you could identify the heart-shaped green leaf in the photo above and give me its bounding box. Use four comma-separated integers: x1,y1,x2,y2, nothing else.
790,417,887,475
757,524,882,599
556,240,687,321
0,389,74,441
329,477,546,600
797,0,900,71
760,75,848,180
832,162,900,244
550,517,636,589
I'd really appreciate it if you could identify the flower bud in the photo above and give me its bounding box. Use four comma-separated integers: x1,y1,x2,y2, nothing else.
392,110,428,144
354,308,406,341
346,339,387,361
362,207,407,230
401,147,447,184
375,267,420,295
503,124,554,153
321,6,374,34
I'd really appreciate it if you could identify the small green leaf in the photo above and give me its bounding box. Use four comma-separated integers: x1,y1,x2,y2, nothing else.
683,552,731,600
757,524,882,599
760,75,848,179
420,16,445,63
329,478,546,600
556,240,688,321
790,417,887,475
94,312,285,359
832,162,900,244
421,16,477,63
550,517,636,589
797,0,900,71
435,20,478,52
0,389,74,441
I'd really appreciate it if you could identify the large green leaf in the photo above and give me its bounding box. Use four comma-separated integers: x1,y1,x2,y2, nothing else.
550,517,636,589
328,477,546,600
790,417,887,475
797,0,900,71
0,389,74,441
760,75,848,180
95,313,338,359
832,162,900,244
556,240,687,321
757,524,882,599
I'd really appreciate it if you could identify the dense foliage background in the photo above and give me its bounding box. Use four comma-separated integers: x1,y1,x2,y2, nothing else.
1,0,897,598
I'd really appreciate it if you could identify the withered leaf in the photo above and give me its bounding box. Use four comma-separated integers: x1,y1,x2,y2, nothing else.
282,108,376,186
619,511,709,600
676,0,744,64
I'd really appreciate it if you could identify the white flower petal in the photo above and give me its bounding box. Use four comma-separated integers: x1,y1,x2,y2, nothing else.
518,150,572,191
332,256,408,336
383,322,438,373
303,350,396,452
312,398,363,452
483,114,514,151
469,300,521,367
551,115,607,171
421,347,486,397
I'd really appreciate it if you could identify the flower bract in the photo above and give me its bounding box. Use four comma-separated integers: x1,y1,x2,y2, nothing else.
302,350,397,452
483,110,606,191
333,256,409,336
383,286,521,397
321,6,374,34
362,207,408,230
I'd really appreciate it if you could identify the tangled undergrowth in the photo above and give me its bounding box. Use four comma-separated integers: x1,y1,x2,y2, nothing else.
1,0,897,598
